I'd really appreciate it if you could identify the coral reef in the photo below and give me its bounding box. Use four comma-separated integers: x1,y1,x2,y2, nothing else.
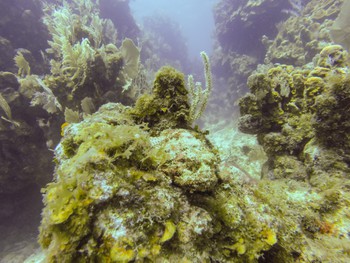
211,0,342,102
38,68,221,261
0,0,143,250
132,53,212,130
238,45,350,261
211,0,292,103
330,0,350,51
131,66,191,130
9,0,143,148
213,0,290,54
0,1,53,229
38,56,350,262
239,44,350,169
37,0,140,112
265,0,343,66
0,37,16,73
0,0,49,65
1,0,350,262
100,0,140,43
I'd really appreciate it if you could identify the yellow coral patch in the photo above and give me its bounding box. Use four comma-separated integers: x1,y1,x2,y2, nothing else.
151,244,161,256
61,122,69,136
261,228,277,246
137,247,150,258
180,257,194,263
235,243,246,255
50,202,74,224
110,245,135,262
224,238,246,255
160,220,176,243
142,173,158,182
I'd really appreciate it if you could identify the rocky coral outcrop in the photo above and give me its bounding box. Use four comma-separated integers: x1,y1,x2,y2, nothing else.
38,66,221,262
212,0,292,101
239,43,350,188
264,0,343,65
0,0,144,253
214,0,290,55
37,62,350,262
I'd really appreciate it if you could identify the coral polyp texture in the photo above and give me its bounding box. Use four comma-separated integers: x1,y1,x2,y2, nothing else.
38,60,350,262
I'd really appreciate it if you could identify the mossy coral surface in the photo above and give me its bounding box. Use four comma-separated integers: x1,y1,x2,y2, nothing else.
131,66,190,131
265,0,343,66
239,44,350,170
39,53,350,262
237,45,350,261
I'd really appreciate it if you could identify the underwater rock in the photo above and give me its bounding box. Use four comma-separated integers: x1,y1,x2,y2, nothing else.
38,65,219,261
157,129,219,192
37,57,350,262
236,43,350,262
329,0,350,52
131,66,191,130
0,37,16,72
239,43,350,184
213,0,290,54
139,13,192,74
100,0,140,43
265,0,343,66
0,0,49,62
13,0,144,128
211,0,291,99
38,102,220,261
0,72,53,221
317,44,349,68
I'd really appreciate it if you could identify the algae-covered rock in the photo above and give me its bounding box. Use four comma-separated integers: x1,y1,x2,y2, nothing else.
211,0,291,99
239,45,350,180
329,0,350,52
214,0,290,54
131,66,191,131
0,37,16,72
38,50,350,262
157,129,218,192
0,0,49,64
38,64,221,262
265,0,343,66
